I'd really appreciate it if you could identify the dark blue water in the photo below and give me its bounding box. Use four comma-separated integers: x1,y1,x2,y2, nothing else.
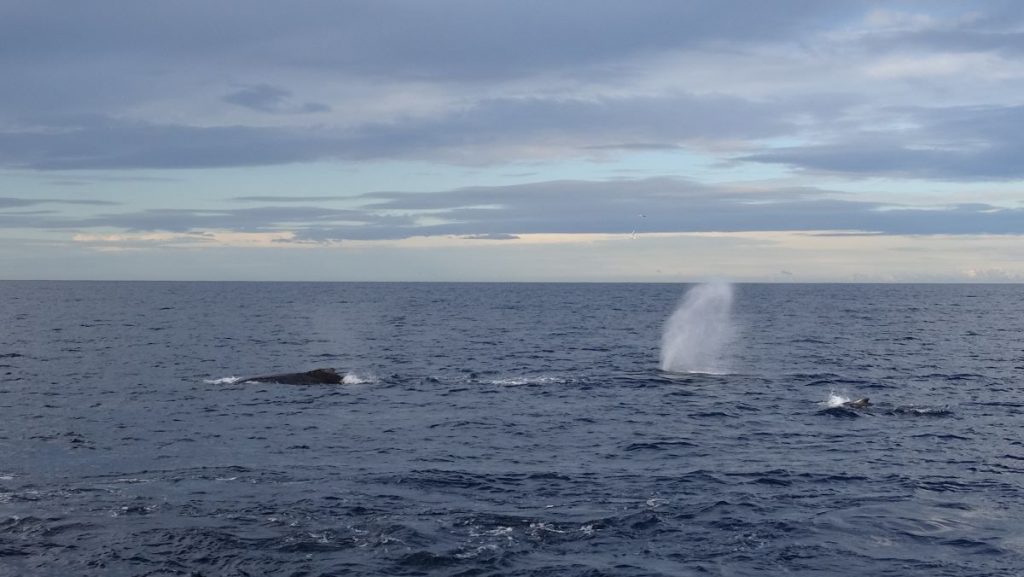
1,282,1022,576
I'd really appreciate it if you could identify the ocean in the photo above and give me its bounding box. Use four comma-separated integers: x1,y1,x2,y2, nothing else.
1,281,1022,576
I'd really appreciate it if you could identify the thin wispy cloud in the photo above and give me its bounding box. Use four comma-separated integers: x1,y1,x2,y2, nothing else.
4,179,1020,241
0,197,118,208
744,104,1024,180
223,84,331,114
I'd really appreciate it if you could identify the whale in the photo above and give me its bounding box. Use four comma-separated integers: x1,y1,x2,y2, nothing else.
842,398,870,409
240,368,343,385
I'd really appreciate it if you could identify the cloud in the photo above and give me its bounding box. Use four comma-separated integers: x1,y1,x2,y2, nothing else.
0,91,804,169
0,1,860,171
860,4,1024,56
223,84,330,114
3,1,1020,180
584,143,686,151
46,174,179,186
342,179,1024,238
71,230,302,250
864,52,1009,80
0,196,117,208
0,197,49,209
0,1,840,82
73,206,410,233
962,267,1024,281
231,195,352,202
0,1,852,146
743,104,1024,180
460,233,520,241
0,115,343,169
10,178,1020,239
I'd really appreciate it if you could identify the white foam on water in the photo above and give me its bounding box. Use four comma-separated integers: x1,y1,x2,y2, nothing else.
308,532,332,544
456,544,501,559
204,376,242,385
646,497,669,508
529,522,567,534
488,376,567,386
824,390,852,408
343,372,377,385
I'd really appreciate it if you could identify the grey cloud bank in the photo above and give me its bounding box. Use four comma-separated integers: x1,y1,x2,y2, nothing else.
744,105,1024,180
5,179,1019,240
0,197,117,208
223,84,331,115
1,1,838,81
0,94,798,170
2,1,1024,281
1,1,1022,178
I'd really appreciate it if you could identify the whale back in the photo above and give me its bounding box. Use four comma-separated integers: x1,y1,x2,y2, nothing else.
243,367,343,385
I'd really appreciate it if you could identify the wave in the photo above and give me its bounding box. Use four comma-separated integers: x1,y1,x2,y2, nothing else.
342,372,377,385
204,372,378,385
204,376,243,385
485,375,571,386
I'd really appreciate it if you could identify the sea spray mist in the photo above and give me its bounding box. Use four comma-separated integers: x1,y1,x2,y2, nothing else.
660,282,735,373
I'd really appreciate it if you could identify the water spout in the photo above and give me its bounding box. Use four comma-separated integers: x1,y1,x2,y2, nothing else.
660,282,735,374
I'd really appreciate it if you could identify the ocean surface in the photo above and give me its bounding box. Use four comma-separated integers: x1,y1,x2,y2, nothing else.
1,281,1022,576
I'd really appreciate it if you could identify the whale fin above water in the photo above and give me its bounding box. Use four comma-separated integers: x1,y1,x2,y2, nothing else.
842,398,870,409
240,368,343,385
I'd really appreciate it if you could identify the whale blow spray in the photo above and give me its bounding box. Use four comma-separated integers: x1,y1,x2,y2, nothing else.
660,282,735,374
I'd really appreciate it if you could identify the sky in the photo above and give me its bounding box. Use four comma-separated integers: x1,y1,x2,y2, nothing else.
2,0,1023,282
